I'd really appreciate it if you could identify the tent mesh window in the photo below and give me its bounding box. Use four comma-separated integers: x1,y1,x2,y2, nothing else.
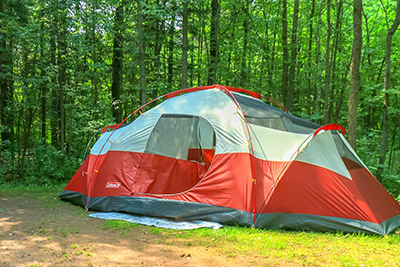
144,114,215,165
232,93,320,134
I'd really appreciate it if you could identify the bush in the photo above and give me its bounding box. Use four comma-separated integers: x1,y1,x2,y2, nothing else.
0,143,81,186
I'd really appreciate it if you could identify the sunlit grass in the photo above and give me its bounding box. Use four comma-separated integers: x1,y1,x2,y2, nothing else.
104,221,400,266
103,219,141,230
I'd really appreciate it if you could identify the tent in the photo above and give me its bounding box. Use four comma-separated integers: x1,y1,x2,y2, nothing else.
59,85,400,235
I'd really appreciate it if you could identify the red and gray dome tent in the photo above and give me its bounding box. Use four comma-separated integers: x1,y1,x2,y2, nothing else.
59,85,400,235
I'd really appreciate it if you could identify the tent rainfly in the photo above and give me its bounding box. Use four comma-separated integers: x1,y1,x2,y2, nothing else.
59,85,400,235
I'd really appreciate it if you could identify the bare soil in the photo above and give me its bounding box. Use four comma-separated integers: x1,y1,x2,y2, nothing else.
0,192,254,267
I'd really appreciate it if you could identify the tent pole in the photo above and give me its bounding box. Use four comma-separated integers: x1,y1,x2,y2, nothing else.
228,89,258,227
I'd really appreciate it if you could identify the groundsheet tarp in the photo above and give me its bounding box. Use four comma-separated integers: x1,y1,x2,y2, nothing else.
88,212,223,230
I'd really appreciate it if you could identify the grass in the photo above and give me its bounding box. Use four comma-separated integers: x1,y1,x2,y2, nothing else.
0,183,64,200
103,221,400,266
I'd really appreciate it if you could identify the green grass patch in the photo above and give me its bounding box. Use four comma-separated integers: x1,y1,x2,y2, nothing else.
101,219,400,265
0,183,65,200
103,220,141,230
138,225,400,266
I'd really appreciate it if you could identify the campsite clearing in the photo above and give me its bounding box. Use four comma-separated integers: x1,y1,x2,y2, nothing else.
1,185,400,266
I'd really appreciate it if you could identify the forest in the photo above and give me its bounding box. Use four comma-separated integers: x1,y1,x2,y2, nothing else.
0,0,400,197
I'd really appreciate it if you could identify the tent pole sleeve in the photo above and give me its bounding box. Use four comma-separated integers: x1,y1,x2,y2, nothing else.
228,89,258,226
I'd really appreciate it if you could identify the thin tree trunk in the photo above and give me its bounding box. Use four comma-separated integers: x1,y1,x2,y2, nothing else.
50,26,58,148
377,0,400,182
315,0,323,117
154,0,164,70
208,0,219,85
281,0,289,104
348,0,363,150
240,0,249,87
323,0,332,124
307,0,316,115
111,3,124,122
181,1,189,89
167,8,175,88
57,0,67,151
362,11,372,66
260,5,271,91
388,126,398,170
329,0,343,121
0,1,14,144
225,20,235,86
197,24,202,86
287,0,300,111
137,0,146,105
333,62,350,122
40,7,47,142
90,1,99,120
270,31,277,91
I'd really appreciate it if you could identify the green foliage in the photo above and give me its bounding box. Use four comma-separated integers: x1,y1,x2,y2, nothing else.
0,143,80,186
25,144,80,185
0,0,399,194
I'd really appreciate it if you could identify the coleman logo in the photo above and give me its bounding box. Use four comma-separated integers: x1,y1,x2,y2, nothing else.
105,182,121,188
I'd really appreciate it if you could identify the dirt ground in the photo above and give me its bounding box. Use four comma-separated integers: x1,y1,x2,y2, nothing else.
0,193,251,267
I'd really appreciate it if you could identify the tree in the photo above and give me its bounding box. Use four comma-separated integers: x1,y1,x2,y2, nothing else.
378,0,400,181
306,0,316,115
111,2,124,123
181,0,189,89
167,4,176,89
281,0,289,106
323,0,332,124
208,0,219,85
0,0,22,145
57,0,67,151
240,0,250,87
348,0,363,150
137,0,146,105
287,0,300,111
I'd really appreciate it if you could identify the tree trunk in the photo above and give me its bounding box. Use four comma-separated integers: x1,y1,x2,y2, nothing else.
90,1,99,120
197,20,203,86
137,0,146,105
323,0,332,124
377,0,400,182
181,1,189,89
281,0,289,105
111,3,124,123
287,0,300,111
329,0,343,121
167,8,175,89
0,1,14,145
315,0,323,117
348,0,362,150
362,11,372,66
307,0,316,115
50,27,59,148
153,0,164,77
333,62,350,122
240,0,249,87
208,0,219,85
57,8,67,151
40,7,47,142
